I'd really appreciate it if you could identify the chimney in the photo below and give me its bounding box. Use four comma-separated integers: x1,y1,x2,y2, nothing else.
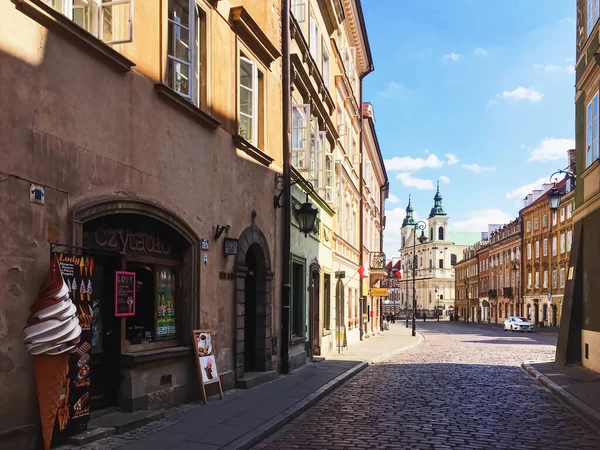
532,189,543,201
542,183,554,193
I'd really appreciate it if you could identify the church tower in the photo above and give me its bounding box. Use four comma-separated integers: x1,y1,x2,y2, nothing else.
427,182,448,242
400,195,416,249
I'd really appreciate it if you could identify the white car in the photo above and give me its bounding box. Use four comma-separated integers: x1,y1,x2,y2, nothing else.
504,316,533,332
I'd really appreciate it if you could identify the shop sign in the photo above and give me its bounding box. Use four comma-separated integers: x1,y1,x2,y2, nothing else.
361,279,369,297
115,271,136,317
224,238,238,256
335,271,345,279
54,252,93,432
370,287,389,297
93,227,172,255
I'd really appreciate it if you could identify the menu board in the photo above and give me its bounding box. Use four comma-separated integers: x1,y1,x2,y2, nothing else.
115,271,136,317
192,330,223,403
156,268,176,339
54,252,93,432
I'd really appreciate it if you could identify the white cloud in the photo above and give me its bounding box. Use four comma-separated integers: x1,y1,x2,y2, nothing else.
396,172,435,190
387,193,400,204
385,154,444,172
565,57,575,63
473,48,487,57
489,86,543,106
439,175,450,183
534,63,574,74
378,81,413,100
443,52,460,62
462,163,496,173
445,153,459,165
528,137,575,162
520,144,526,149
505,177,548,200
452,209,513,232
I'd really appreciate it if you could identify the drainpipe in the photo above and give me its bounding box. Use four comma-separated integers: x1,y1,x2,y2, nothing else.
280,0,291,374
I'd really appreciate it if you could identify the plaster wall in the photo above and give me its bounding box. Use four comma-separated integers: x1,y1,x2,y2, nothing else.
0,0,282,439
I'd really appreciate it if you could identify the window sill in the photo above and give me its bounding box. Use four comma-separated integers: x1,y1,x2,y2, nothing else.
14,0,135,72
121,345,191,368
290,335,305,345
233,134,274,167
155,84,220,130
322,329,331,337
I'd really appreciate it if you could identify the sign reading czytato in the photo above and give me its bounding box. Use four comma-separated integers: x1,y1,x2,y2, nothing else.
93,227,172,255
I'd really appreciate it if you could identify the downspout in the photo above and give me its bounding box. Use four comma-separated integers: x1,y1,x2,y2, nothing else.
281,0,291,374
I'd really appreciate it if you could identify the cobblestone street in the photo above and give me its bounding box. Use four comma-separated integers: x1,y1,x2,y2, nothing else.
254,322,600,450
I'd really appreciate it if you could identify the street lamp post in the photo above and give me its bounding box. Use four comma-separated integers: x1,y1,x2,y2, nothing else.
435,286,440,321
412,221,428,336
465,279,470,324
512,259,519,318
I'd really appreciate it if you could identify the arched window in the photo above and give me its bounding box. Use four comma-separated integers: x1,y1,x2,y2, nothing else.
402,236,406,247
438,226,444,240
430,227,434,240
451,254,457,266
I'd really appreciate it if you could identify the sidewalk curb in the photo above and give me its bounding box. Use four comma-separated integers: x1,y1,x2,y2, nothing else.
521,362,600,429
369,330,424,365
221,360,369,450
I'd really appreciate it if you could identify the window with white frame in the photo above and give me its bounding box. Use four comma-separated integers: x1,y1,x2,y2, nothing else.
527,272,532,288
543,214,548,228
308,117,319,181
527,243,531,260
567,203,573,219
560,207,565,222
567,230,573,251
321,134,334,205
526,221,531,233
535,240,539,258
309,15,319,62
587,92,599,167
560,233,565,254
543,270,548,289
239,56,263,145
552,269,558,289
291,0,306,23
292,104,310,169
560,268,566,288
552,235,557,256
44,0,134,44
322,41,330,89
365,159,372,188
543,239,548,256
589,0,600,35
535,271,539,288
534,218,539,230
552,211,557,226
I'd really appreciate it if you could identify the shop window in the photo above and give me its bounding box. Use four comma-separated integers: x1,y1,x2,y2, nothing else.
323,274,331,331
292,260,305,336
166,0,207,106
43,0,133,44
239,55,264,147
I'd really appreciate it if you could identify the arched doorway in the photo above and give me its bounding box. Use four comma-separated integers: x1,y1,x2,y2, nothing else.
309,264,321,357
71,197,200,410
235,224,273,379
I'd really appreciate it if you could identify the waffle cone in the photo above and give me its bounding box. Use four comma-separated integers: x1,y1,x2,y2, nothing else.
34,354,69,450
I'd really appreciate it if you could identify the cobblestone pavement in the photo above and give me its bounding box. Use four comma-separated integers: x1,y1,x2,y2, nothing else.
253,322,600,450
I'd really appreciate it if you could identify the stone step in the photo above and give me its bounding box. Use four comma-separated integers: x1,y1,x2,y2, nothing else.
236,370,279,389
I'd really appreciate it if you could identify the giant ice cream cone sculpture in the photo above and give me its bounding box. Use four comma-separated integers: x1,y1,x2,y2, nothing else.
23,256,81,450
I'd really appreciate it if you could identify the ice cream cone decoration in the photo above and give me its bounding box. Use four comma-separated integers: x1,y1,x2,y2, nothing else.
84,258,89,277
79,257,84,276
71,278,77,294
86,280,92,301
23,256,82,450
79,280,86,302
89,258,94,277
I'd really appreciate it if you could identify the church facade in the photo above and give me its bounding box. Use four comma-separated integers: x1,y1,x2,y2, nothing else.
395,185,481,316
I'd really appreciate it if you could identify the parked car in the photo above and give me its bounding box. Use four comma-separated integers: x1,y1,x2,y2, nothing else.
503,316,533,332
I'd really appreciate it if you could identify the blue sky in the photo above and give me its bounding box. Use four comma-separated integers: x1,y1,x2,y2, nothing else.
361,0,575,256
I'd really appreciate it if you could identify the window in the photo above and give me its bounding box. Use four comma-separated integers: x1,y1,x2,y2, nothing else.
527,243,531,260
560,233,566,254
365,159,372,188
292,104,310,169
451,254,457,266
543,215,548,228
323,274,331,331
322,42,330,89
438,227,444,240
534,218,539,230
292,260,305,336
167,0,194,100
429,259,433,269
567,230,573,251
552,235,557,256
527,272,532,288
535,271,539,289
543,239,548,256
552,211,557,226
526,221,531,233
308,117,319,181
560,268,566,288
45,0,133,44
589,0,600,35
239,56,263,145
291,0,307,22
322,136,334,205
587,92,599,167
543,270,548,289
439,259,444,269
553,270,558,289
535,241,539,258
560,208,565,223
309,15,319,61
567,204,573,219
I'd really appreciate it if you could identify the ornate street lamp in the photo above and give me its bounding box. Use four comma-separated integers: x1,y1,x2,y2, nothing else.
412,221,427,337
294,196,319,237
548,169,575,211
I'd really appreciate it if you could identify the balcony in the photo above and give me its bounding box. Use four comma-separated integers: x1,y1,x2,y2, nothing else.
488,289,498,298
503,287,514,298
369,252,387,285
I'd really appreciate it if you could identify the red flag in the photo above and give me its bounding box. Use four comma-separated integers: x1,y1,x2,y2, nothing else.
358,265,368,279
